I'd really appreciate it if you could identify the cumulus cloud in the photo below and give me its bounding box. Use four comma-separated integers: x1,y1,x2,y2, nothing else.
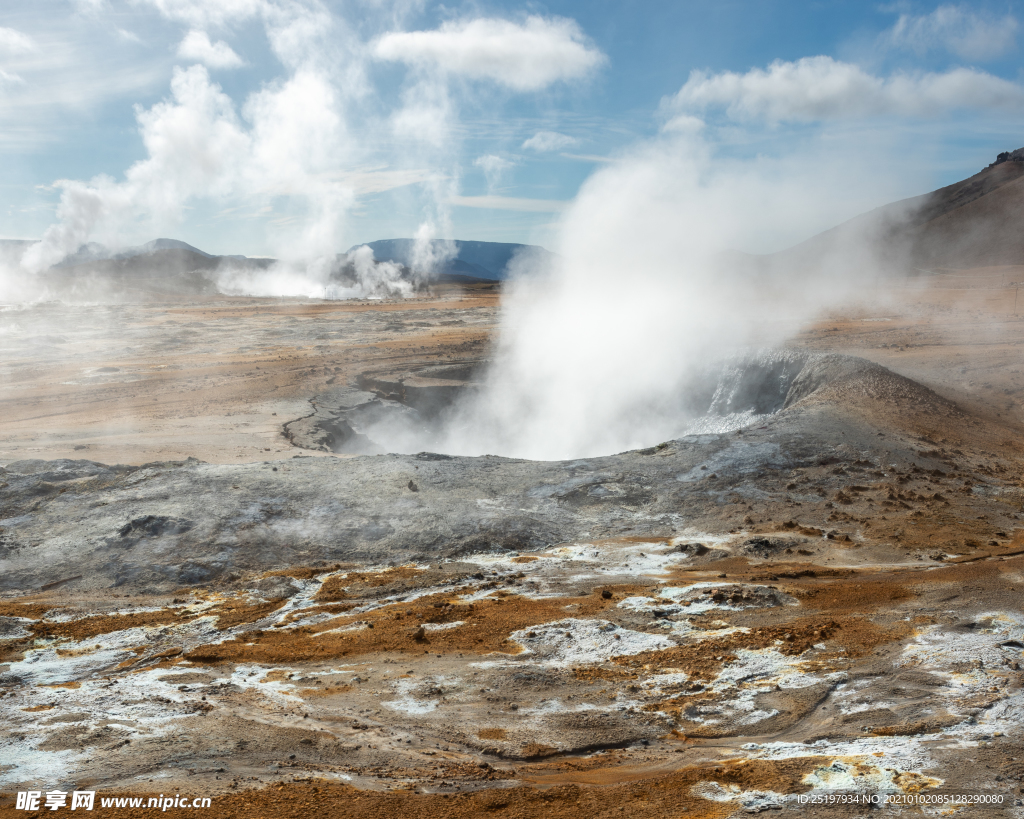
522,130,578,152
177,30,245,69
884,4,1017,61
670,56,1024,123
373,16,605,91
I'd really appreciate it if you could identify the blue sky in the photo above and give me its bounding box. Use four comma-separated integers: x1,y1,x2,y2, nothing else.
3,0,1024,259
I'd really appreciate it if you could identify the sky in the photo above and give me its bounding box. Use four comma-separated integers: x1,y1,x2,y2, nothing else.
2,0,1024,259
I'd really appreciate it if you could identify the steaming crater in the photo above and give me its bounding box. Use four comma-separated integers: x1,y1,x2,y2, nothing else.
287,350,873,458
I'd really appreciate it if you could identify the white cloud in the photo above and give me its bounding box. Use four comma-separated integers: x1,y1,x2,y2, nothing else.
884,4,1017,61
177,30,245,69
260,2,338,72
373,16,605,91
140,0,345,76
522,130,578,152
0,27,36,55
473,154,515,189
0,68,26,88
474,154,514,172
0,21,168,151
132,0,265,29
670,56,1024,123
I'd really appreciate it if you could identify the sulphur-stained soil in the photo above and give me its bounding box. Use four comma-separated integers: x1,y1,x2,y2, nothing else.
3,273,1024,816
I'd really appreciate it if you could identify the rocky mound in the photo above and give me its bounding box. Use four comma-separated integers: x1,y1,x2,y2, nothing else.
285,352,963,457
0,354,997,595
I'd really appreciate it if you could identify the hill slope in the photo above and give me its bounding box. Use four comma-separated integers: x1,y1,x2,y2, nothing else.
770,151,1024,273
33,242,273,300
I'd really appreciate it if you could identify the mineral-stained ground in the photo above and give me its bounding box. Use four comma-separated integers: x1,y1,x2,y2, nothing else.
2,271,1024,817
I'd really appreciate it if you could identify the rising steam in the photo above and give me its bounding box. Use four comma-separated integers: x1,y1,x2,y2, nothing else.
428,126,920,460
3,6,604,301
3,3,1016,462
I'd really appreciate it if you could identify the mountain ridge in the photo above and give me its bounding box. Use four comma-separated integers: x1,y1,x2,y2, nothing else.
6,148,1022,300
350,238,554,281
767,148,1024,274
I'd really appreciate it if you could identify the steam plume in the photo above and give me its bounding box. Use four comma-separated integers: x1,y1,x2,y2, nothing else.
434,126,916,460
10,8,603,300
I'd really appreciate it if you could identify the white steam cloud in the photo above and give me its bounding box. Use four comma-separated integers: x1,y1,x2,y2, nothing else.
23,64,252,272
10,4,602,300
373,16,599,285
419,59,954,459
436,137,895,459
6,6,1019,465
218,245,414,299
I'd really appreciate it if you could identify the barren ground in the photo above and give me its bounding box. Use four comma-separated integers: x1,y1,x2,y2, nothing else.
2,271,1024,817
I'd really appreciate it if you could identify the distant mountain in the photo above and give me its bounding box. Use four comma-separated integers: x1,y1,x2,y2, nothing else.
30,239,274,301
352,238,554,281
7,236,550,285
54,237,216,267
118,238,214,259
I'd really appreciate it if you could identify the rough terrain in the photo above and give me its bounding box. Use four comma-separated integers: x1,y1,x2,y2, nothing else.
2,270,1024,817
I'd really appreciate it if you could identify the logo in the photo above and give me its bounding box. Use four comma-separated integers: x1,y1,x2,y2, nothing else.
16,791,95,811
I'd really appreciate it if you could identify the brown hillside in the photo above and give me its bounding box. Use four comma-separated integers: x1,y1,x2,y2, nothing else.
769,151,1024,274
